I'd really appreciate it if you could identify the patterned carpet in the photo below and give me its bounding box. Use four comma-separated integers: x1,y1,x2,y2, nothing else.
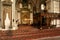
0,25,60,40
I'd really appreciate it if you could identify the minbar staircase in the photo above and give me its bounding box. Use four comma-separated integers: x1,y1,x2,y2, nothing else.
0,25,60,40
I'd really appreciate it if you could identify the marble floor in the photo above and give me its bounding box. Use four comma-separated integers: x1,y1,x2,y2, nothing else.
33,36,60,40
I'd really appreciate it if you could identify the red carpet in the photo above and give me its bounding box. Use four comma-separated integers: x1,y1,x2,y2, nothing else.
0,25,60,40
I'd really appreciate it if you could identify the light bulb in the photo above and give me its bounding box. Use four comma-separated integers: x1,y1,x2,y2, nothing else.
11,0,13,2
41,4,45,10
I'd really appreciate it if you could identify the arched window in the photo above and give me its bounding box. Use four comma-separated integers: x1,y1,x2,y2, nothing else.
47,0,60,13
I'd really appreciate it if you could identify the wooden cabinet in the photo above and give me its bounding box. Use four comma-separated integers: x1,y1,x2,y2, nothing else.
33,13,40,28
40,13,51,26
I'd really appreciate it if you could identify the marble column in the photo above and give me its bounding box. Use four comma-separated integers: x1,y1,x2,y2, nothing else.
30,12,33,24
0,0,1,27
12,0,16,26
12,0,18,30
1,0,3,28
17,12,21,24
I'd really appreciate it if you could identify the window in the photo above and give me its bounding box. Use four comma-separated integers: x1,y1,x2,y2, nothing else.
47,0,60,13
51,19,60,27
